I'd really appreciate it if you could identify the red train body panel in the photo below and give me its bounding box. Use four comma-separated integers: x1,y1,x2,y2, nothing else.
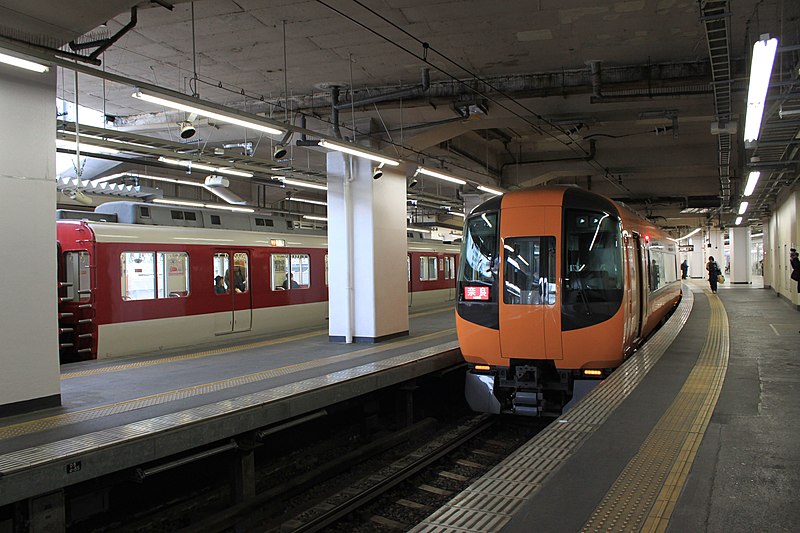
56,219,459,362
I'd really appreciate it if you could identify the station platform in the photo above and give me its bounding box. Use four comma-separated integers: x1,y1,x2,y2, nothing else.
415,281,800,532
0,307,460,507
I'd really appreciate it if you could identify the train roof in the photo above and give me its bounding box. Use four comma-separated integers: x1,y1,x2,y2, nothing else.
57,220,460,253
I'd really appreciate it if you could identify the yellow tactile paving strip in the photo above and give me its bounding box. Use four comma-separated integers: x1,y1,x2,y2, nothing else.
61,306,452,380
0,329,454,441
582,289,729,532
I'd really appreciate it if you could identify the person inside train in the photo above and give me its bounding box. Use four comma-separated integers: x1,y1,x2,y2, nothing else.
214,275,227,294
681,260,689,279
282,273,300,289
706,256,721,293
232,266,247,292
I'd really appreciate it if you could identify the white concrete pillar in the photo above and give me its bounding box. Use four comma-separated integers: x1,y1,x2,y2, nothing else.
327,151,409,342
687,235,705,278
762,224,771,288
0,64,61,414
729,227,752,284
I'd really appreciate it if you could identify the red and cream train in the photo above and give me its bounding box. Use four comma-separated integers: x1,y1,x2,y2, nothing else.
56,201,459,362
456,186,681,416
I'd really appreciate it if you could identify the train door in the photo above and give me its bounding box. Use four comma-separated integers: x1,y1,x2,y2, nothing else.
498,207,562,360
626,233,643,342
634,234,646,337
213,250,252,335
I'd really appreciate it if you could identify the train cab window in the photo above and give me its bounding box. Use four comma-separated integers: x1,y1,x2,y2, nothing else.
458,211,499,301
121,252,157,300
213,253,230,294
562,209,624,330
272,253,310,290
503,237,556,305
157,252,190,298
64,251,91,302
420,256,438,281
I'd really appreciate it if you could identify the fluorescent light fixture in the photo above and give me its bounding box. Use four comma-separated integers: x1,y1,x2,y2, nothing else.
450,212,466,217
153,198,205,208
743,171,761,196
152,198,254,212
276,177,328,190
303,215,328,221
415,167,467,185
738,201,749,215
743,36,778,142
132,89,283,136
288,197,327,206
477,184,505,196
407,227,431,233
158,157,253,178
318,140,400,166
0,51,49,73
735,216,743,225
676,228,701,241
56,139,120,155
205,204,254,213
751,232,763,238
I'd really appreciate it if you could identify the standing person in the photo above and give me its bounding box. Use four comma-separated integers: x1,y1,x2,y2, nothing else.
706,256,721,293
790,248,800,292
681,260,689,280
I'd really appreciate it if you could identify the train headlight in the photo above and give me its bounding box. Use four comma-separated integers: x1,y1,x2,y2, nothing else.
583,369,603,377
473,364,492,372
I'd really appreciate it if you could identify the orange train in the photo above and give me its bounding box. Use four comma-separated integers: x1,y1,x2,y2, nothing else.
456,186,681,416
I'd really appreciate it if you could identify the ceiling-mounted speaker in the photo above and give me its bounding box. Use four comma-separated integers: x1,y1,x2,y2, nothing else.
372,167,384,180
408,177,418,189
178,121,196,139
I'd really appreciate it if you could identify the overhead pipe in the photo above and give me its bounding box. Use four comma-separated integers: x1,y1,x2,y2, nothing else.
334,68,430,110
69,7,139,61
588,60,602,98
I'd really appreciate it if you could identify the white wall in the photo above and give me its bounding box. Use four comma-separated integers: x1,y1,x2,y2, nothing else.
766,189,799,305
729,227,751,284
0,65,61,409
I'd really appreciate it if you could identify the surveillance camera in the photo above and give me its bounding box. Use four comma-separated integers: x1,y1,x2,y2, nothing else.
179,121,196,139
273,145,288,160
372,168,384,180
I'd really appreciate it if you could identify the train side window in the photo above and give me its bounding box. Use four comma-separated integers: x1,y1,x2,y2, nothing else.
272,253,310,290
419,256,438,281
407,256,411,282
213,253,230,294
170,210,184,220
449,256,456,279
325,254,329,286
64,251,91,301
210,215,221,225
232,252,249,293
157,252,190,298
503,237,556,305
121,252,156,300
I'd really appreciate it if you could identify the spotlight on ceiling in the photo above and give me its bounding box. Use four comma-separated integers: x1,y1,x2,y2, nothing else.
178,121,196,139
273,145,288,160
67,189,92,205
408,177,418,189
372,162,385,180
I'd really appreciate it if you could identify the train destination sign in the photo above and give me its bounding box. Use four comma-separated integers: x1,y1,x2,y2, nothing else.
464,286,490,301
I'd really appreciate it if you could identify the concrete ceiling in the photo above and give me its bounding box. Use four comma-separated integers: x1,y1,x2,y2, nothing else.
2,0,798,233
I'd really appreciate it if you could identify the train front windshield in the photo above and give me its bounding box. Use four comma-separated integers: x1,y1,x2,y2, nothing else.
562,209,624,330
457,211,500,328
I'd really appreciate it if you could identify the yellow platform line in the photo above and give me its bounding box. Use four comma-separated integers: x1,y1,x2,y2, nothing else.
61,305,455,380
0,329,454,441
582,290,729,533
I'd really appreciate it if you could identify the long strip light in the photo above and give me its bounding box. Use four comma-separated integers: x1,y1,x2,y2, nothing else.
735,216,743,225
477,184,505,196
318,140,400,166
407,227,431,233
303,215,328,221
158,157,253,178
743,36,779,142
743,171,761,196
275,177,328,190
676,228,702,241
450,211,466,217
0,51,49,73
415,167,467,185
152,198,255,213
56,139,120,155
132,89,283,135
738,201,749,215
288,197,327,206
